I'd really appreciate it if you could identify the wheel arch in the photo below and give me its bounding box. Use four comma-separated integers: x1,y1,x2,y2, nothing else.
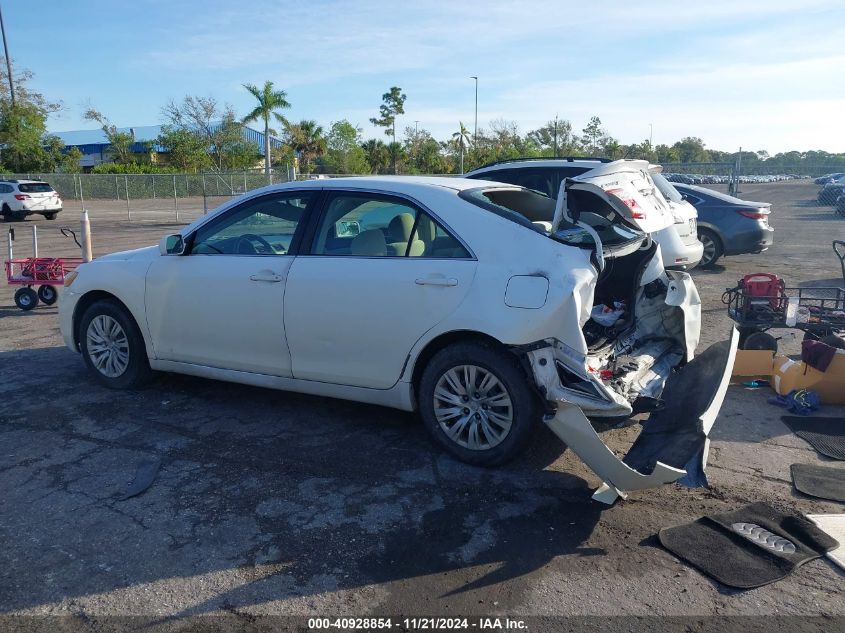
409,330,511,406
72,290,144,351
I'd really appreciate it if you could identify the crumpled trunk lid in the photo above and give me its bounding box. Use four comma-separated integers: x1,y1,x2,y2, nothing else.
554,160,675,235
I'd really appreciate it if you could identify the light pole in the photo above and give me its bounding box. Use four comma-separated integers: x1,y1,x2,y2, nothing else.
470,76,478,143
414,120,419,135
0,2,15,106
649,123,653,147
553,114,559,158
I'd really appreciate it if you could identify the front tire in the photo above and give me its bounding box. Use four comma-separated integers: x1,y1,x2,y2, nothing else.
418,341,540,466
697,229,723,268
79,299,152,389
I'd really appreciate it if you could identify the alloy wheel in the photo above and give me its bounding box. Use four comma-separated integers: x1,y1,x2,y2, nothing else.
433,365,513,450
86,315,130,378
700,234,716,266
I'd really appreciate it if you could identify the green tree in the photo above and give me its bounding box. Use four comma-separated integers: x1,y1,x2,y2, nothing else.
322,120,369,174
527,118,578,157
156,125,212,171
241,81,291,175
285,120,326,174
671,137,709,163
162,96,259,171
581,116,606,154
83,108,136,164
0,62,66,172
403,126,447,174
452,121,472,174
361,138,391,174
369,86,406,173
0,101,53,171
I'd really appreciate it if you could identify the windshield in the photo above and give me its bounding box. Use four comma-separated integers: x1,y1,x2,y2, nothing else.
18,183,54,193
651,173,683,203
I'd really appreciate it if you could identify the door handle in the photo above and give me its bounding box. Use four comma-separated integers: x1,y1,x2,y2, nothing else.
415,277,458,287
249,271,283,283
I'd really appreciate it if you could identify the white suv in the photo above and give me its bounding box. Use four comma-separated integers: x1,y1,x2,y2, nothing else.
465,158,704,269
0,179,63,221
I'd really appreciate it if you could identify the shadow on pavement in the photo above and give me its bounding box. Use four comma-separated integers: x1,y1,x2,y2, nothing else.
0,346,604,615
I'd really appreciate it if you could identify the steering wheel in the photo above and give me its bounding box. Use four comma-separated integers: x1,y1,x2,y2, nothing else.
236,233,276,255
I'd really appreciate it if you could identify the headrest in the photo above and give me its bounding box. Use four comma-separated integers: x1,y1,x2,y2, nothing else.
350,229,387,256
387,213,415,243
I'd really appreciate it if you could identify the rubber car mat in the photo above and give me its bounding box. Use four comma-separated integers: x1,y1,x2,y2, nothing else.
782,416,845,460
791,463,845,503
624,336,736,487
118,458,161,501
659,502,838,589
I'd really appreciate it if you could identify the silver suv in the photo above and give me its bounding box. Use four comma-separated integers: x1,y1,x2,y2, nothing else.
0,179,63,221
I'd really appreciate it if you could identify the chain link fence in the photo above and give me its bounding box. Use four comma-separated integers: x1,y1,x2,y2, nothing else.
7,160,843,223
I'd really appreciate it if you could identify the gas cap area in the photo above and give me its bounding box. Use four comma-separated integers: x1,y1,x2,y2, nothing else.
504,275,549,309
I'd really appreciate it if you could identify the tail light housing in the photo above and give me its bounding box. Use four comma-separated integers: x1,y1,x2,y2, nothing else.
14,194,30,201
736,208,770,220
605,187,646,219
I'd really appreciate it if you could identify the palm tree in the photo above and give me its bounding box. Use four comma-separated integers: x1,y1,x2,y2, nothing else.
242,81,291,175
361,138,390,174
452,122,472,174
285,120,327,175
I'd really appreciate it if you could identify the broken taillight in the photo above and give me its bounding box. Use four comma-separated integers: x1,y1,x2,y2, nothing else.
605,188,646,219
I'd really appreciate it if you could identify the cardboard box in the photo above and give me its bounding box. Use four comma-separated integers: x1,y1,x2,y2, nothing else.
772,351,845,405
732,349,775,379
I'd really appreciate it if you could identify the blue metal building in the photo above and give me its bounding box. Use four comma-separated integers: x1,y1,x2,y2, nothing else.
49,124,284,169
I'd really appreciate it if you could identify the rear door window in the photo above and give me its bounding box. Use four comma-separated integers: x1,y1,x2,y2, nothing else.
18,183,54,193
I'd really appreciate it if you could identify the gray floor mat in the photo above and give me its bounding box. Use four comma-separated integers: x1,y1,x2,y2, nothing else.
782,416,845,460
659,502,838,589
791,463,845,503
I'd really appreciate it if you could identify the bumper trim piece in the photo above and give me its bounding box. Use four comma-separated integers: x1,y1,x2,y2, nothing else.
527,327,739,504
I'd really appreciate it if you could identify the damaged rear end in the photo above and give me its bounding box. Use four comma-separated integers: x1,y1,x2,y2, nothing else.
523,168,738,503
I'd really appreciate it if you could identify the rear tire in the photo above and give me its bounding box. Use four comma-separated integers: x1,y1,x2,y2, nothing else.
37,285,58,305
697,229,723,268
418,341,540,466
14,287,38,311
79,299,153,389
44,212,57,220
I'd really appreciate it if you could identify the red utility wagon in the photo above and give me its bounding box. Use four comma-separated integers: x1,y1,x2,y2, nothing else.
5,256,83,310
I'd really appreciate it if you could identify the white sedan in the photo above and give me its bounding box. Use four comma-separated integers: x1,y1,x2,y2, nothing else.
59,176,737,503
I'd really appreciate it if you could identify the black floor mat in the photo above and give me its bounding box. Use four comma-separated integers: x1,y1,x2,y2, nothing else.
782,416,845,460
659,502,838,589
791,463,845,503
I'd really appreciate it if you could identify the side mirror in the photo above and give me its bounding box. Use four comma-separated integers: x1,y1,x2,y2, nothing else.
159,234,185,256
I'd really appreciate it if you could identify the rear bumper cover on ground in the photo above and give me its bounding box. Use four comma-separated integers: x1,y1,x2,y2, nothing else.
529,328,739,503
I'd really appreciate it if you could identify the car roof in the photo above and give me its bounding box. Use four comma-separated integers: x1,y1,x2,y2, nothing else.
465,157,651,177
241,175,521,197
0,179,48,184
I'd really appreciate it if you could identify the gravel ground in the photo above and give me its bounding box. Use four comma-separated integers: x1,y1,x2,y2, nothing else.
0,181,843,629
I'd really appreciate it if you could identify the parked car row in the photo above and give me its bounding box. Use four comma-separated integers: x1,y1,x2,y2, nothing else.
665,173,802,185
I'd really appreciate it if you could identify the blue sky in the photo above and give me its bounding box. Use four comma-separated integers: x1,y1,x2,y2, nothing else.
6,0,845,152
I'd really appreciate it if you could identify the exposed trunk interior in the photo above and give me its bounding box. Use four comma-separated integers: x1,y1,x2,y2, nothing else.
561,241,688,409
